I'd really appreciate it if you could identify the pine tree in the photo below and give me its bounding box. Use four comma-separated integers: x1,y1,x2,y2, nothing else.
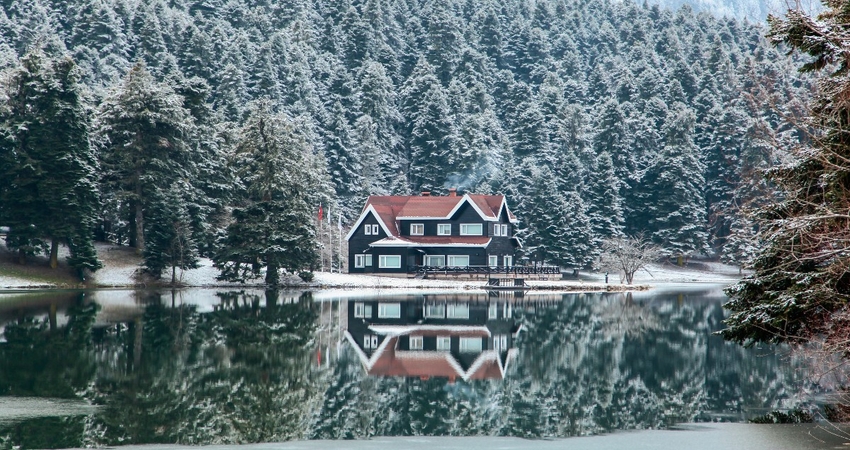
214,100,326,285
98,61,195,256
143,183,200,283
0,49,102,272
641,105,708,263
400,58,454,192
586,151,624,239
723,4,850,348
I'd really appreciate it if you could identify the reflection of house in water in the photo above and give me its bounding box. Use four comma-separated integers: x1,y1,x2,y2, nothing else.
344,295,521,381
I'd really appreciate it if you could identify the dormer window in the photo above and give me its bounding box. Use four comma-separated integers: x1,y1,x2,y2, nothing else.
437,223,451,235
410,223,424,235
460,223,483,235
493,224,501,236
501,224,508,236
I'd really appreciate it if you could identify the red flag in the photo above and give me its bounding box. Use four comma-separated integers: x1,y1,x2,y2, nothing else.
318,204,323,222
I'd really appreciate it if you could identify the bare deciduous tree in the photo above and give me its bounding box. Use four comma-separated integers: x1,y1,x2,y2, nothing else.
598,234,662,285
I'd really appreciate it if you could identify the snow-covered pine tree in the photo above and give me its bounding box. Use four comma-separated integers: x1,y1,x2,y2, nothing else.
214,100,327,285
143,183,200,283
641,104,708,263
400,57,454,192
0,49,102,272
97,61,195,256
586,151,624,240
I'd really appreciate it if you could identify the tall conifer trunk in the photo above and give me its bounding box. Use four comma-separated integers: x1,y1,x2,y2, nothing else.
134,183,145,254
49,239,59,269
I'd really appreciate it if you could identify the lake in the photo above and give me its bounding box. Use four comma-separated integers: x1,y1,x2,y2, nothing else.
0,286,842,449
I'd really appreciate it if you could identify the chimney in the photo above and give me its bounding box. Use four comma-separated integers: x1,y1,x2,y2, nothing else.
421,191,430,197
448,188,457,197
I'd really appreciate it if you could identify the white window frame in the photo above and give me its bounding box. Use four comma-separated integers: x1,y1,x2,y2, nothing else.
371,224,379,235
493,334,507,352
355,254,372,268
446,303,469,319
488,255,498,267
447,255,469,267
365,224,372,235
504,255,513,267
424,255,445,266
410,223,424,235
425,304,445,318
378,302,401,318
459,337,482,352
364,335,379,349
501,224,508,236
437,336,451,351
354,302,373,318
409,335,423,350
489,303,498,319
460,223,483,236
379,255,401,268
493,224,501,236
437,223,451,235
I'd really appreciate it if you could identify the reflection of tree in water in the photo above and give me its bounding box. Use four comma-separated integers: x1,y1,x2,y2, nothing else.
0,292,97,449
87,290,320,446
0,291,807,447
312,293,805,439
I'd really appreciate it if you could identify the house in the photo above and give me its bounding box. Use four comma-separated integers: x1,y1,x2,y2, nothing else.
345,188,520,274
344,295,521,380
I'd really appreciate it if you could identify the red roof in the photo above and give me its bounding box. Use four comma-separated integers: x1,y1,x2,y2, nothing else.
349,192,516,241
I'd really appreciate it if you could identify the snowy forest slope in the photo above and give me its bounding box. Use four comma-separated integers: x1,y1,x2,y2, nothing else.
0,0,810,269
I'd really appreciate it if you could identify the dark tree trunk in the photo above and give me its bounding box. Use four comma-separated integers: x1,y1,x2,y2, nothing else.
49,239,59,269
134,198,144,255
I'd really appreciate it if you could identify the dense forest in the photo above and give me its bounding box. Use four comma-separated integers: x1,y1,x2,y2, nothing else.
0,0,810,280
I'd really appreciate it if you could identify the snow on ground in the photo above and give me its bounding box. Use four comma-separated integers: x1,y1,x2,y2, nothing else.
0,241,745,290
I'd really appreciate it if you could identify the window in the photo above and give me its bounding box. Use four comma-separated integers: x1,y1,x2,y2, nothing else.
460,223,483,235
447,255,469,267
409,336,423,350
501,224,509,236
446,303,469,319
354,254,373,268
503,302,512,318
410,223,424,235
504,255,513,267
489,303,498,319
425,304,445,318
424,255,445,266
378,302,401,318
460,337,483,352
354,302,373,318
371,224,379,235
379,255,401,268
364,335,379,349
493,224,501,236
438,223,451,235
493,335,508,352
488,255,498,267
364,224,372,235
437,336,451,351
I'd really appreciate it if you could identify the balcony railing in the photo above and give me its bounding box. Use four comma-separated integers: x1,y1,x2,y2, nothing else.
409,265,560,276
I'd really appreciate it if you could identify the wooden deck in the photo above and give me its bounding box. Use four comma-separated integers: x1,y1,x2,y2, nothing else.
409,265,561,280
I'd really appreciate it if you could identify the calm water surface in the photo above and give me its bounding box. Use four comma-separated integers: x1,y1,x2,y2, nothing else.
0,287,832,448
